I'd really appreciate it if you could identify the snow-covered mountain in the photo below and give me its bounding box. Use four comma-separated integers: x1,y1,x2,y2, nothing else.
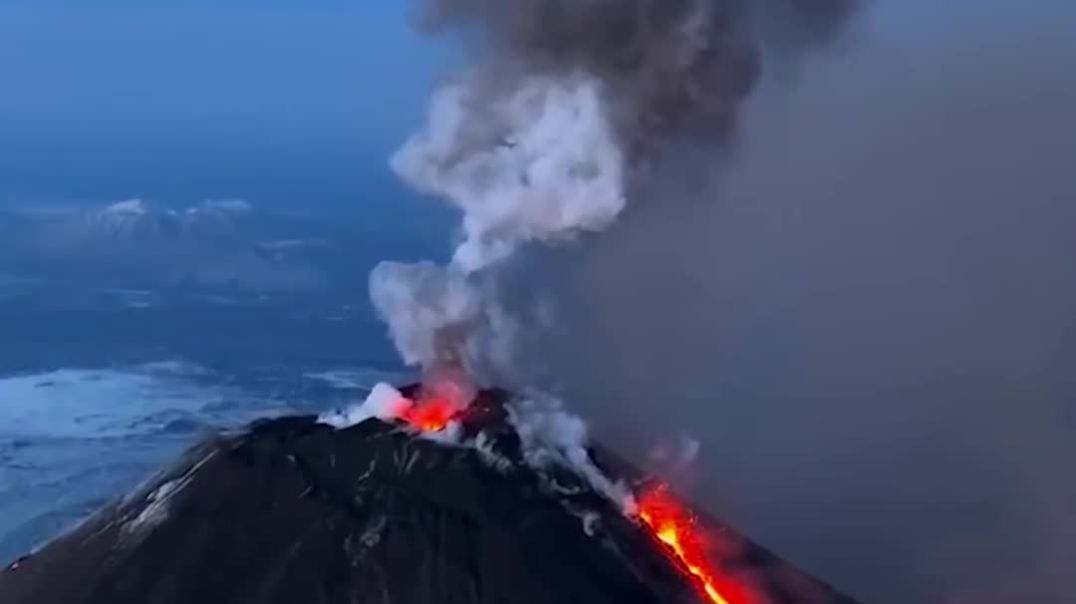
62,199,252,246
0,200,362,295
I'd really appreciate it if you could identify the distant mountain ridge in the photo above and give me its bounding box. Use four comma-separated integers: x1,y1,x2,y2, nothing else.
73,199,253,244
0,200,357,294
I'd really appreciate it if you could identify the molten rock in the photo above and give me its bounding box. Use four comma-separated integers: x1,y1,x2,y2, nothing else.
0,388,859,604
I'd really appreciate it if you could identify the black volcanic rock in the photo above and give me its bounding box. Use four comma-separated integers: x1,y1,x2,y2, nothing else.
0,389,860,604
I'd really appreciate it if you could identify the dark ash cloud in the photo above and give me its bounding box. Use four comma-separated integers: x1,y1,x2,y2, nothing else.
416,0,857,159
513,4,1076,603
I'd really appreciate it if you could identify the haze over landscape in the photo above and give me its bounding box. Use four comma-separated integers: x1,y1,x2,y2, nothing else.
0,1,1074,603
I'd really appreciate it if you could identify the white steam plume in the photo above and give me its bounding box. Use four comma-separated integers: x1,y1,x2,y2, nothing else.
364,0,858,511
370,0,859,375
392,76,627,274
372,73,627,378
508,395,637,513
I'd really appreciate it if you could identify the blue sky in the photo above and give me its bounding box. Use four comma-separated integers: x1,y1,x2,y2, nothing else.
1,0,1068,207
0,2,439,146
0,1,449,207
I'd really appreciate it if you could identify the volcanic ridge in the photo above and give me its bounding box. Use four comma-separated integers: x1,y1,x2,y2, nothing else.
0,386,860,604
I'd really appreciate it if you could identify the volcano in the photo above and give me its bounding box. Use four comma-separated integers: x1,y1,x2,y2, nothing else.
0,386,860,604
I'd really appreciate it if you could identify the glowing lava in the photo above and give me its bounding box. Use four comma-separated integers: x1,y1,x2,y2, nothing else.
398,397,459,432
638,484,740,604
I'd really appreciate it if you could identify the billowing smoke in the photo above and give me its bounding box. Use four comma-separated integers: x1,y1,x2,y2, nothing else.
507,2,1076,604
364,1,1073,603
361,2,863,575
415,0,763,154
372,0,857,380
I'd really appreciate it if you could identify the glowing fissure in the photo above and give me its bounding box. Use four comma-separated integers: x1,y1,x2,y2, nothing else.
638,484,737,604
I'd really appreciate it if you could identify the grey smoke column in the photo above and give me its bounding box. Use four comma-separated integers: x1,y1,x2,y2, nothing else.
518,2,1076,603
418,0,860,133
418,0,762,154
373,0,859,378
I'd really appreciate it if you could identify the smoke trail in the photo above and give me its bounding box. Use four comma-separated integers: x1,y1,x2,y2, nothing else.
369,1,1074,603
515,3,1076,603
373,0,857,379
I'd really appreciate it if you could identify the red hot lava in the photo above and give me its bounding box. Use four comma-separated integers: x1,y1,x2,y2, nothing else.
393,368,475,432
398,397,459,432
384,380,752,602
638,484,756,604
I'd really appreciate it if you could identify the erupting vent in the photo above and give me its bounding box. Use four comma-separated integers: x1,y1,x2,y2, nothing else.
398,397,460,432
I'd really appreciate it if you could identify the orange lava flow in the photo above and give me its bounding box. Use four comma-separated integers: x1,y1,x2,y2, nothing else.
398,397,458,432
638,484,738,604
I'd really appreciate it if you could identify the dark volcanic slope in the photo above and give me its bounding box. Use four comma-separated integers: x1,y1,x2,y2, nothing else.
0,391,860,604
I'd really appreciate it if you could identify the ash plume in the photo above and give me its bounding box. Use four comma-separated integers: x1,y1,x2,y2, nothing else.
512,3,1076,603
417,0,763,154
373,0,858,378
